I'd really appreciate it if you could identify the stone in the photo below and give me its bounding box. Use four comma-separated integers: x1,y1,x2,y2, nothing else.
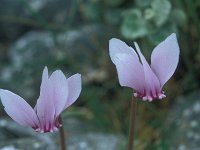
0,0,77,41
0,118,56,150
166,91,200,150
0,117,125,150
0,24,107,103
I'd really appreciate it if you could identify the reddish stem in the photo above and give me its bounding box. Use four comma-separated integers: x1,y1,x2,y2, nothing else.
128,95,137,150
59,116,66,150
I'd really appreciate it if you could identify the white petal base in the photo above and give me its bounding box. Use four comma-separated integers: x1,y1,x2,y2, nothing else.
134,91,166,102
33,118,62,133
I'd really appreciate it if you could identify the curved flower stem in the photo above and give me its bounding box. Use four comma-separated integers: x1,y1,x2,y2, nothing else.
128,95,137,150
59,116,66,150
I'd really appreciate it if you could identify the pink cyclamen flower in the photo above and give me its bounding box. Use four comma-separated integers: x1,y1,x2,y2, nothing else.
109,33,180,101
0,67,81,133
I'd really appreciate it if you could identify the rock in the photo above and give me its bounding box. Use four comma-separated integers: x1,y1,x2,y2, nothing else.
66,132,125,150
0,117,125,150
61,117,125,150
0,24,107,102
9,31,54,70
0,138,51,150
0,118,56,150
0,0,77,41
166,91,200,150
0,0,28,41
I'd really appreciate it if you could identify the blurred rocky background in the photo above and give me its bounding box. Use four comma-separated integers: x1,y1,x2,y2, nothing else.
0,0,200,149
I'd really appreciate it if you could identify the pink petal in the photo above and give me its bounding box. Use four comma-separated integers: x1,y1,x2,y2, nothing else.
35,67,55,130
113,53,145,93
0,89,39,128
49,70,68,116
134,42,161,97
109,38,139,63
151,33,180,87
64,73,81,109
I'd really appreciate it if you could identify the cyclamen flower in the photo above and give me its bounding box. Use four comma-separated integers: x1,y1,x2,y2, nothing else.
109,33,180,101
0,67,81,133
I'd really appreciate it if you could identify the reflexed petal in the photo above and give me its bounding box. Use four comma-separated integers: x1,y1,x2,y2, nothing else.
113,53,145,93
134,42,161,97
109,38,139,63
42,66,48,81
49,70,68,116
35,67,55,130
0,89,39,128
64,74,81,109
151,33,180,87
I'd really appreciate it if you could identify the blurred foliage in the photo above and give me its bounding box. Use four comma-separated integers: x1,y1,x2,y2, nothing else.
0,0,200,149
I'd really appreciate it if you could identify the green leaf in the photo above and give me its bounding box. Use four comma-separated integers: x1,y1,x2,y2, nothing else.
104,0,124,7
82,1,101,21
105,9,122,25
144,8,155,20
148,23,177,45
171,9,187,27
151,0,171,26
121,9,148,39
136,0,151,8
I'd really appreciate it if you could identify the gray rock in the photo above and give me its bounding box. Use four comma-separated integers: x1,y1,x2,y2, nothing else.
8,24,104,71
0,118,56,150
66,132,125,150
0,117,125,150
0,0,28,41
0,0,76,41
0,138,50,150
166,91,200,150
0,24,107,102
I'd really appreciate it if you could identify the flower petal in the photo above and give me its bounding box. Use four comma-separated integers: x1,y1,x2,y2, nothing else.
0,89,39,128
134,42,161,97
109,38,139,63
151,33,180,87
49,70,68,116
35,67,55,130
64,73,81,109
113,53,145,93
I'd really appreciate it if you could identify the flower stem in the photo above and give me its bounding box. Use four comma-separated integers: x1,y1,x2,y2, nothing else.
59,116,66,150
128,95,137,150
